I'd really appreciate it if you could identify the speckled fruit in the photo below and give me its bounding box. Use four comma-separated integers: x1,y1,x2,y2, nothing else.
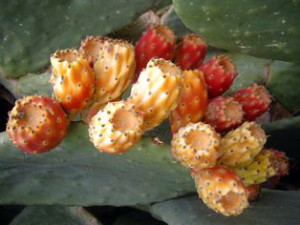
170,69,207,134
218,122,266,167
200,55,237,98
88,101,144,154
204,96,243,133
232,84,272,121
93,38,136,106
171,122,220,171
129,58,182,131
134,25,176,81
50,49,95,116
6,95,68,154
192,166,249,216
175,34,207,70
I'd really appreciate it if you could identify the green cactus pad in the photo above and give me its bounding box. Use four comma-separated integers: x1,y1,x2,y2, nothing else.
266,63,300,111
173,0,300,62
0,0,170,78
0,122,193,205
150,189,300,224
10,206,101,225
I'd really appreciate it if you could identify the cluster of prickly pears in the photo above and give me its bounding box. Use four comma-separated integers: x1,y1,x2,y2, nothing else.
172,120,289,216
7,33,183,155
143,27,290,216
6,23,289,218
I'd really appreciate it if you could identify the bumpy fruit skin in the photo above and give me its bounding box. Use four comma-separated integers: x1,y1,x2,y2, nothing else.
199,55,237,98
234,149,277,186
6,95,68,154
170,70,207,134
50,49,95,115
232,84,272,121
192,166,249,216
266,149,289,177
93,38,135,106
129,58,182,131
134,25,176,81
218,122,266,167
171,122,220,170
79,36,108,67
204,96,243,133
174,34,207,70
88,101,144,154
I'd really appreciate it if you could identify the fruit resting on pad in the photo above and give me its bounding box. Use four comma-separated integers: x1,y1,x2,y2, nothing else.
192,166,249,216
88,101,144,154
6,95,68,153
171,122,220,171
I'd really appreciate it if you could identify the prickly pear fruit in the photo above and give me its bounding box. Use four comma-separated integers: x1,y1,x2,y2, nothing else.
50,49,95,116
232,84,272,121
270,149,289,177
170,69,207,134
192,166,249,216
134,25,176,81
88,101,144,154
93,38,136,106
171,122,220,171
234,149,278,186
175,34,207,70
204,96,243,133
218,122,266,167
6,95,68,154
129,58,182,131
199,55,237,98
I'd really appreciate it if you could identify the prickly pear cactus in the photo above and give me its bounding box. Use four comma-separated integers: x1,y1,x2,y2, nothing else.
0,0,300,224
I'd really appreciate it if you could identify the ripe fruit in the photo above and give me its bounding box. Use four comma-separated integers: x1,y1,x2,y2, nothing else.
50,49,95,116
174,34,207,70
218,122,266,167
266,149,289,177
204,96,243,133
134,25,176,81
88,101,144,154
234,149,278,186
192,166,249,216
171,122,220,171
6,95,68,154
170,69,207,134
199,55,237,98
93,38,135,106
129,58,182,131
79,36,108,67
232,84,272,121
